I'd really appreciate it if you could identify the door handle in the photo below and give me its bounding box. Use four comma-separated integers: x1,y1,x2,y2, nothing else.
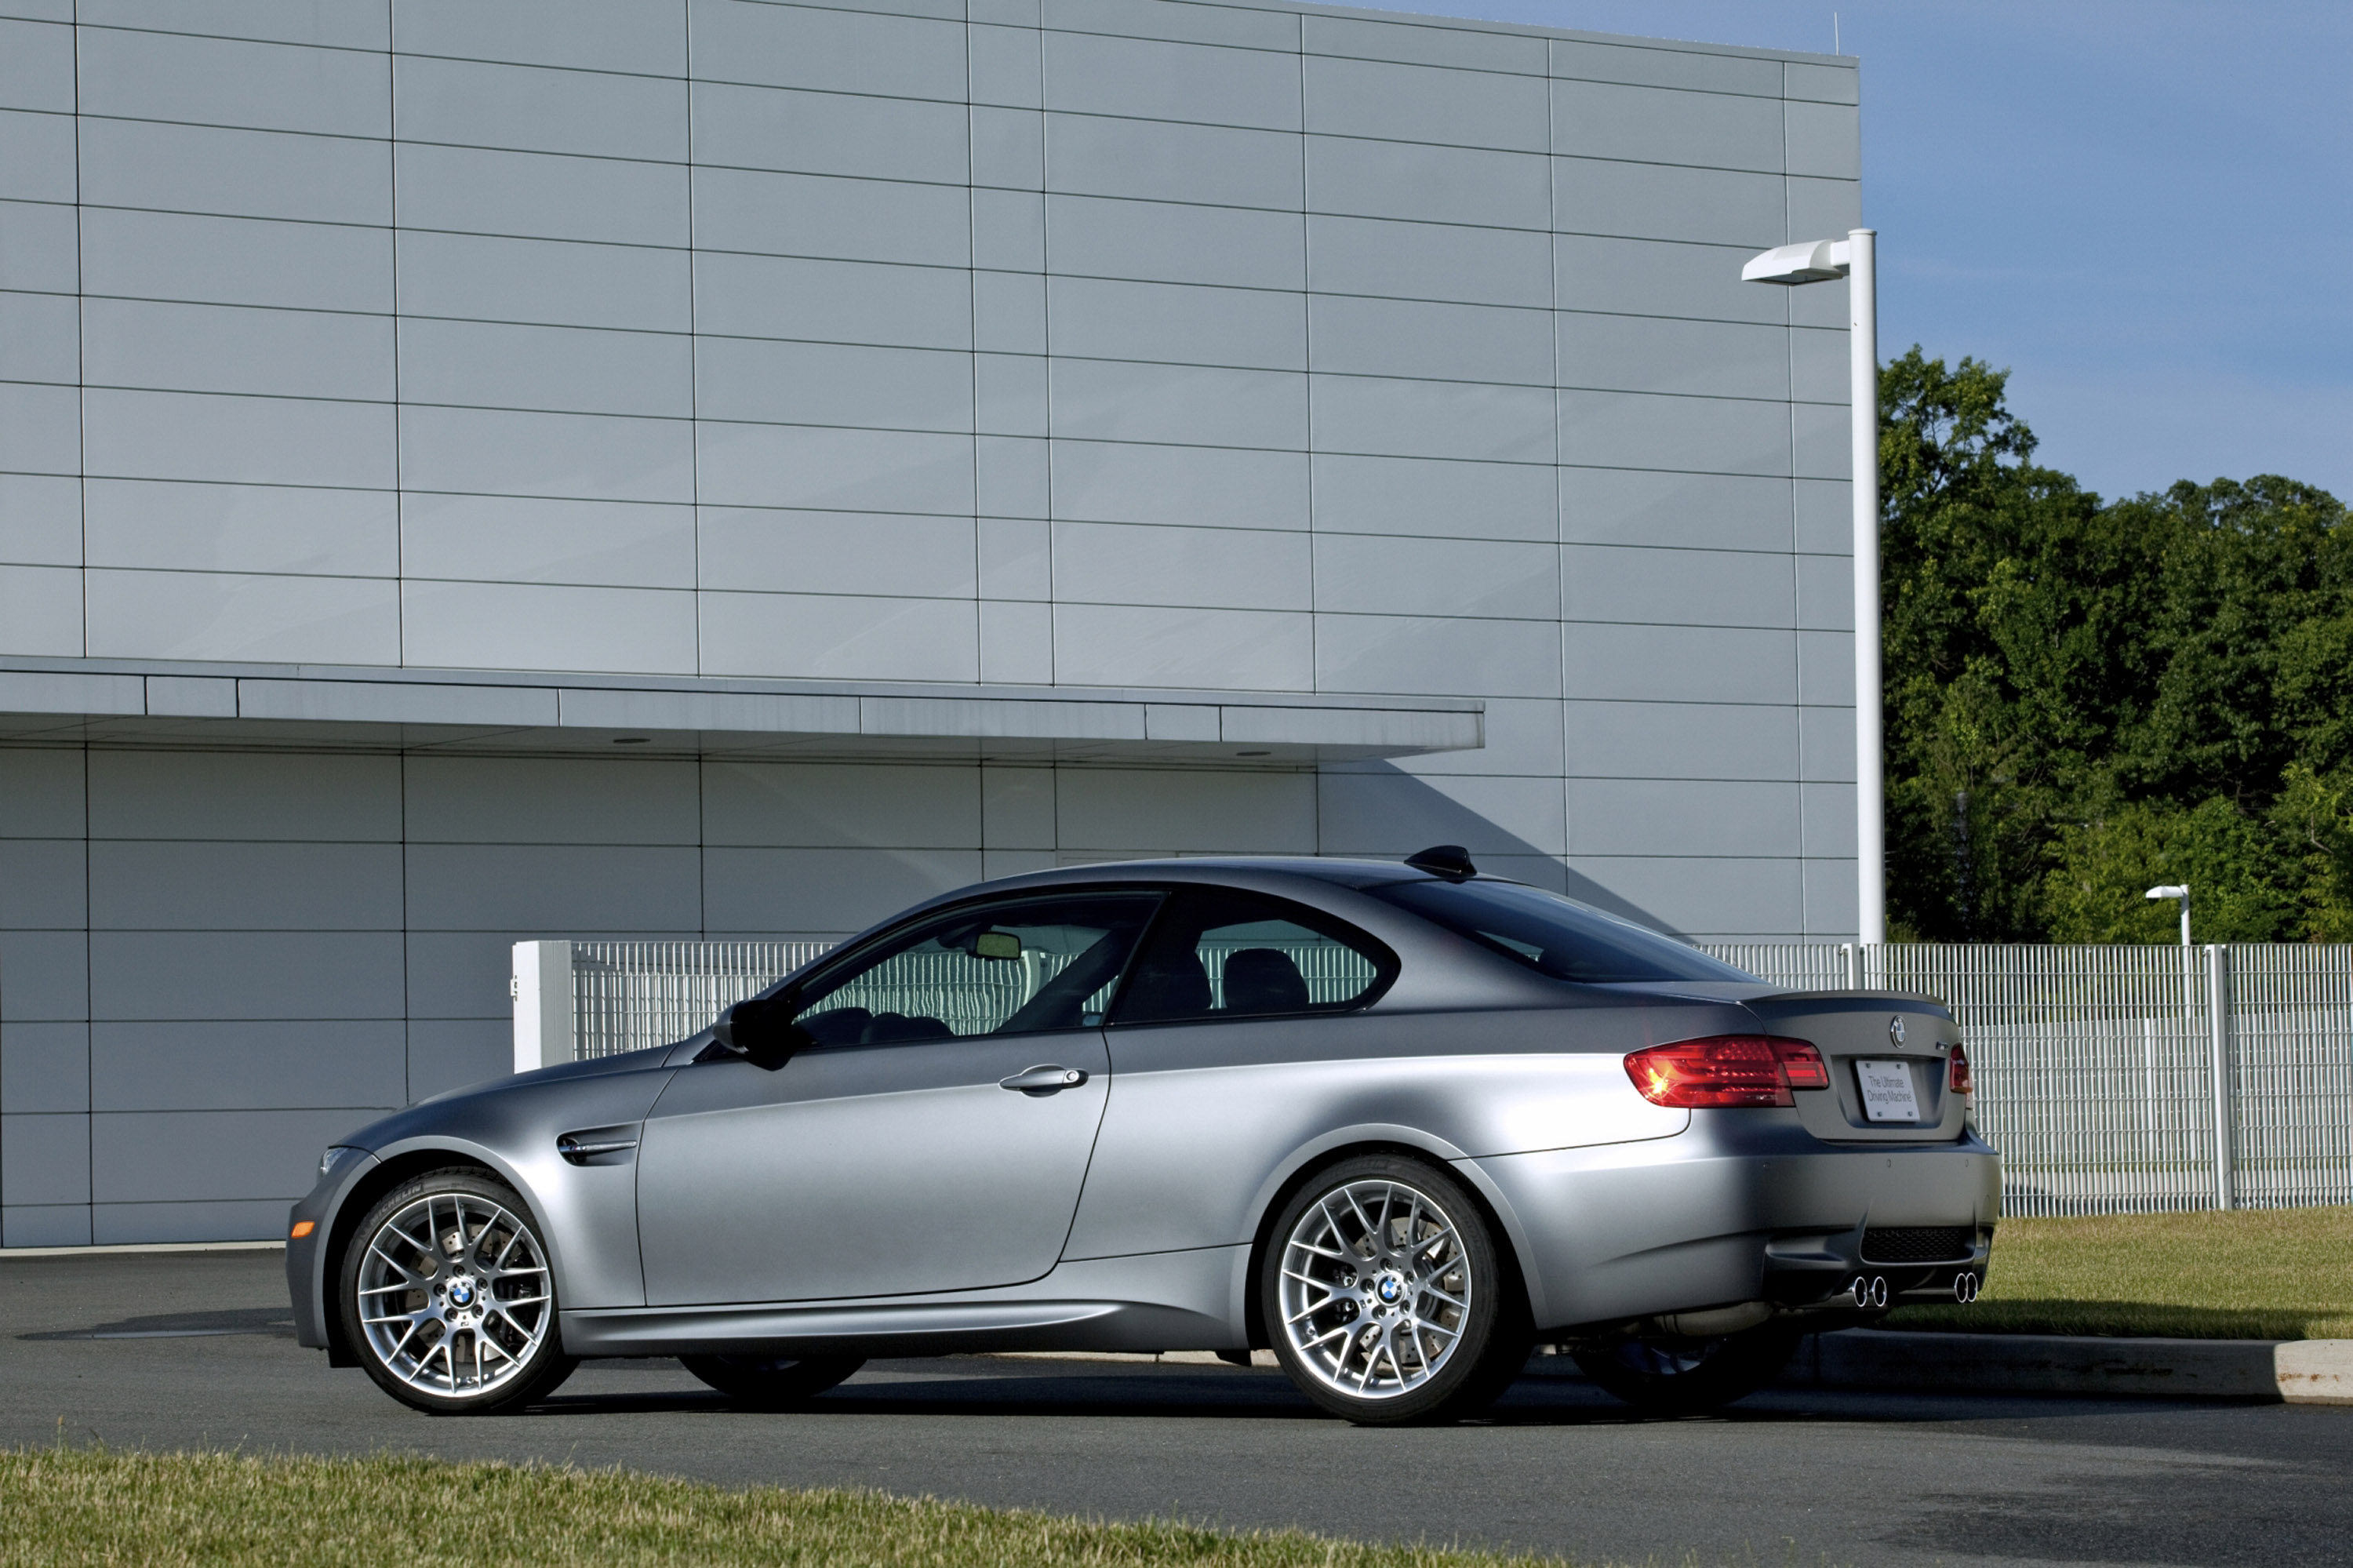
999,1064,1088,1094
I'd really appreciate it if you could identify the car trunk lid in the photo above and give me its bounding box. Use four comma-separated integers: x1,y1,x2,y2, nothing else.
1742,991,1966,1143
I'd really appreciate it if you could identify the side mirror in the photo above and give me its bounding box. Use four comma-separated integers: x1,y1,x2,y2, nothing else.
710,990,806,1071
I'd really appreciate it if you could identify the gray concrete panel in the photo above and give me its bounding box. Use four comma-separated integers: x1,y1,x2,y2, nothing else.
83,298,394,402
395,56,686,162
85,569,399,662
89,1020,406,1112
696,338,973,431
702,761,982,849
399,580,698,676
1049,603,1312,692
1554,232,1781,322
0,931,86,1020
1785,100,1860,180
1311,375,1553,464
1050,360,1306,451
1553,158,1769,247
395,0,682,75
976,435,1049,518
1784,60,1860,104
396,230,689,332
1304,136,1548,231
1797,551,1853,631
1314,533,1557,620
88,751,398,842
402,931,522,1023
0,837,82,928
1798,704,1857,784
1046,0,1297,53
699,508,979,598
1046,195,1302,290
695,250,969,349
692,81,968,184
1056,766,1315,853
1551,78,1782,171
403,842,701,933
1052,520,1311,612
2,1202,89,1246
1793,401,1851,480
702,845,984,934
0,288,75,382
969,23,1042,110
971,104,1045,191
0,19,71,112
975,271,1046,354
1,1020,88,1114
403,755,701,846
408,1018,509,1102
90,1107,375,1203
1802,779,1858,859
1307,214,1550,308
1043,30,1299,130
398,318,691,419
1307,295,1551,387
1798,628,1855,707
973,188,1046,272
977,352,1049,437
83,388,397,489
2,1111,88,1204
78,119,391,226
80,0,383,45
1311,453,1555,541
0,564,82,655
1049,277,1305,372
77,27,387,136
395,143,686,247
0,198,76,293
1316,769,1562,857
690,0,967,101
1558,313,1787,400
692,166,970,267
0,108,75,203
1800,851,1859,938
1315,613,1562,699
398,405,692,502
0,748,82,836
1561,467,1794,553
412,492,687,588
1569,777,1800,857
1562,543,1794,630
1791,326,1849,406
699,590,980,682
1304,55,1547,151
88,930,405,1020
979,515,1051,596
79,208,390,313
1551,38,1780,95
1044,112,1301,210
1048,440,1306,529
0,474,81,566
1572,853,1803,941
696,422,974,514
86,841,403,931
1562,698,1800,781
1563,620,1795,704
0,381,78,473
1557,388,1789,475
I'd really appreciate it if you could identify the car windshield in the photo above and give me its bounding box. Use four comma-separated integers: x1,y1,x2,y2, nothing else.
1366,879,1758,984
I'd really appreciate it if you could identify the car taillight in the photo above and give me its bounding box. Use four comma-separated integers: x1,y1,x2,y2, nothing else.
1949,1043,1973,1097
1624,1035,1826,1108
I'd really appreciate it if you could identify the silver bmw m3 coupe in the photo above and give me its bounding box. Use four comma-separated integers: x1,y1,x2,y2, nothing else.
288,848,2000,1424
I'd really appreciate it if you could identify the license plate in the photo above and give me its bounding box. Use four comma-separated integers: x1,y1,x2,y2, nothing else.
1856,1059,1923,1122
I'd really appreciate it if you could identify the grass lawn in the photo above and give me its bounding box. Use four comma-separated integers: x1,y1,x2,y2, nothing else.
1886,1204,2353,1340
0,1448,1604,1568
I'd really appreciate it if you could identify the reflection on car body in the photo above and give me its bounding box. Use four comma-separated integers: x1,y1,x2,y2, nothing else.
287,847,1999,1424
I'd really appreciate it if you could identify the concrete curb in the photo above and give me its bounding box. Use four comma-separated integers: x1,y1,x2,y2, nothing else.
1783,1330,2353,1404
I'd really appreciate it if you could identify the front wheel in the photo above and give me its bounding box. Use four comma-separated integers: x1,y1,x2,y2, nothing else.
679,1354,864,1408
1571,1322,1798,1416
340,1169,576,1415
1262,1155,1530,1425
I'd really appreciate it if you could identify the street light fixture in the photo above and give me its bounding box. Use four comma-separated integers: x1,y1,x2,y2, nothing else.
1743,230,1882,945
2145,884,2191,947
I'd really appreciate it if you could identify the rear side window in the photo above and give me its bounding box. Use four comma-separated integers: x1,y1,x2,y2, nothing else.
1366,879,1755,984
1110,887,1398,1026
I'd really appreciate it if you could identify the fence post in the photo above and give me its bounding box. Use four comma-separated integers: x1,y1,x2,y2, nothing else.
1842,943,1860,989
2206,944,2233,1211
511,940,574,1074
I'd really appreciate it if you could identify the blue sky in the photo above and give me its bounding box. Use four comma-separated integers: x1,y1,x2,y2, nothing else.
1387,0,2353,504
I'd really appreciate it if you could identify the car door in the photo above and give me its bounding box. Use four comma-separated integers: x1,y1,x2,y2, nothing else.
1060,886,1402,1261
634,890,1162,1306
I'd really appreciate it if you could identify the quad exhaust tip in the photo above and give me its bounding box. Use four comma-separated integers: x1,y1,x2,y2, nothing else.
1952,1271,1981,1304
1846,1275,1889,1309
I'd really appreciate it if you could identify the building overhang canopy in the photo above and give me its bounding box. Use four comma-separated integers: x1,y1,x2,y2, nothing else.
0,658,1482,767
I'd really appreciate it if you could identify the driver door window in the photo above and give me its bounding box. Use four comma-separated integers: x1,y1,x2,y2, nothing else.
795,893,1163,1045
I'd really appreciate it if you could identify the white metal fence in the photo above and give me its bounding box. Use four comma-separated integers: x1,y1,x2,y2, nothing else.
518,937,2353,1220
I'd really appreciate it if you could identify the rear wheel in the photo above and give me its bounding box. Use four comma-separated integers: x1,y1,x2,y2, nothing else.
679,1354,864,1408
340,1169,576,1415
1571,1323,1798,1416
1261,1154,1530,1425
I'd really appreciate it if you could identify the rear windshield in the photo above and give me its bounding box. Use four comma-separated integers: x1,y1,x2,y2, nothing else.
1366,879,1758,984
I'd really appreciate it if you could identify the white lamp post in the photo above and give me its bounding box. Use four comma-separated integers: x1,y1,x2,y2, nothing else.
1743,230,1882,945
2145,884,2191,947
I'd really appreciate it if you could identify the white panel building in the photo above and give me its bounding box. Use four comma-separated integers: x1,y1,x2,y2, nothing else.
0,0,1861,1244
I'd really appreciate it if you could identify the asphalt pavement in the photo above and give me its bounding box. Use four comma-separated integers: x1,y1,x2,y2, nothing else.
5,1248,2348,1567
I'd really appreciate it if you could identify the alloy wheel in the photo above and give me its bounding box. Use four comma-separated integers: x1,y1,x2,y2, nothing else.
355,1190,554,1400
1275,1177,1474,1400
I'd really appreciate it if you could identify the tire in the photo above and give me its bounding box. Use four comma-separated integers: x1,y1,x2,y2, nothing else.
1260,1154,1531,1426
1570,1322,1799,1417
340,1168,576,1416
678,1354,864,1409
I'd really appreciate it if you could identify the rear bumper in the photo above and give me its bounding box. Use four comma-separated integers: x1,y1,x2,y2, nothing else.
1467,1111,2001,1333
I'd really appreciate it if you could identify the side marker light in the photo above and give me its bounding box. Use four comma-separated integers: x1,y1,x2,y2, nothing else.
289,1221,315,1239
